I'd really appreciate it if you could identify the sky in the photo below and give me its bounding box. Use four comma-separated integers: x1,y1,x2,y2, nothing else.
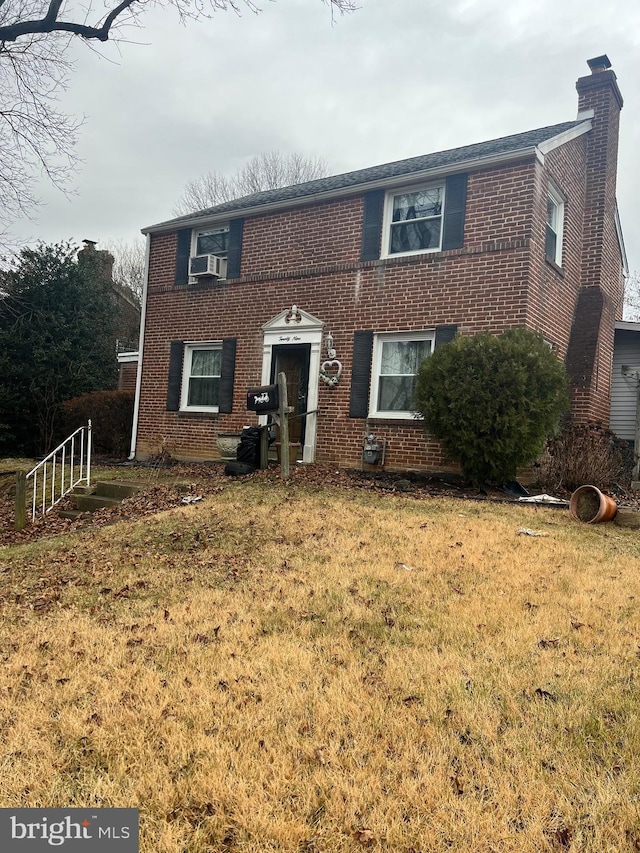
9,0,640,275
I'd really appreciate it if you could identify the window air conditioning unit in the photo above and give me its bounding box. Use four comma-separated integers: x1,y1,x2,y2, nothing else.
189,254,226,278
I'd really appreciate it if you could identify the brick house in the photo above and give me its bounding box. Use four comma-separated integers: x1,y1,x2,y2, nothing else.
130,56,627,471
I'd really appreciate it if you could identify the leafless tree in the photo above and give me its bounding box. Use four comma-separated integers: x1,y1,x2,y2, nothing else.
624,270,640,321
0,0,356,247
173,150,329,215
106,237,146,303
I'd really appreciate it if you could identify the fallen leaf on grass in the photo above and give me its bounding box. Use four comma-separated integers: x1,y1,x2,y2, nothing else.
538,637,560,648
450,773,464,796
517,527,548,537
534,688,557,702
353,828,375,845
551,826,573,849
192,634,210,645
314,746,327,765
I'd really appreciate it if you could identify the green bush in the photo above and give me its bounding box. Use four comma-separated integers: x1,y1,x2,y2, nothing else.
59,391,134,458
414,328,569,485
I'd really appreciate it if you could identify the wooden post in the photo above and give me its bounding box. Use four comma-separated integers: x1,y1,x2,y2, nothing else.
278,371,291,479
15,470,26,531
259,424,269,470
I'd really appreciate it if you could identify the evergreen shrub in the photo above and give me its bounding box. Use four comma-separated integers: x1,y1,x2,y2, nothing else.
414,328,569,485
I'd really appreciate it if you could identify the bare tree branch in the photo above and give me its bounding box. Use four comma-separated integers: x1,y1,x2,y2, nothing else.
174,150,329,215
0,0,356,247
0,0,356,43
624,270,640,321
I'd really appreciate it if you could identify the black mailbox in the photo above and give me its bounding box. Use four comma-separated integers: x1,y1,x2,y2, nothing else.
246,384,279,413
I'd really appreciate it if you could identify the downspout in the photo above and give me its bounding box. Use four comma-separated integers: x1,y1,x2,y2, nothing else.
128,233,151,460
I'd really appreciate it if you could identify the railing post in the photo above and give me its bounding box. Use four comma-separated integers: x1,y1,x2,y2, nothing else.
15,471,26,531
86,420,92,486
32,468,37,522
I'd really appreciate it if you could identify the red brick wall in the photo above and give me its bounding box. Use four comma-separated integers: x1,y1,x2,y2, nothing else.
118,361,138,393
136,84,622,469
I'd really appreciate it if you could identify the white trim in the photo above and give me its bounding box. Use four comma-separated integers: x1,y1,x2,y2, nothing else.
128,234,151,460
189,224,229,283
143,148,544,235
615,201,629,277
380,181,445,259
615,321,640,333
180,342,223,413
369,330,434,420
546,184,565,267
260,308,324,463
536,119,592,155
262,306,325,333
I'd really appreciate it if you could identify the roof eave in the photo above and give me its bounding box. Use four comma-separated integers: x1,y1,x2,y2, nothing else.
142,145,544,235
536,118,592,157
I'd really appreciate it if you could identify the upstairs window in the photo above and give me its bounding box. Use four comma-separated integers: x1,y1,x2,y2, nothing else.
195,226,229,259
546,187,564,267
181,343,222,411
384,184,444,257
190,226,229,280
370,332,434,418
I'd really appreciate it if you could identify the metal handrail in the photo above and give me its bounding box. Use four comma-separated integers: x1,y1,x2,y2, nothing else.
25,421,92,522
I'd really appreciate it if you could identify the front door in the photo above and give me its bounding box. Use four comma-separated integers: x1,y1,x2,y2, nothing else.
271,344,311,449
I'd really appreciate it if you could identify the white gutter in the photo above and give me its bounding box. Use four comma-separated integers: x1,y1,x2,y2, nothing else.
142,147,549,236
615,320,640,333
615,201,629,277
128,233,151,460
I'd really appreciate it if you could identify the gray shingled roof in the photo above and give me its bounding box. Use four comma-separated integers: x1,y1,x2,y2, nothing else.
148,120,584,231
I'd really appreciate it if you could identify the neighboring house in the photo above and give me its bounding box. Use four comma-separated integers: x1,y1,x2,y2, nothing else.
130,56,627,471
117,350,139,393
77,241,141,357
611,321,640,451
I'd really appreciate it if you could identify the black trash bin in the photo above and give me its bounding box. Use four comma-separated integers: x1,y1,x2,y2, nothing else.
236,426,262,469
224,426,273,475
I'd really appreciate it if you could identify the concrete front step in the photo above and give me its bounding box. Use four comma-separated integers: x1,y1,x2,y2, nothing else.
93,480,147,499
71,493,123,512
65,479,145,515
59,508,91,520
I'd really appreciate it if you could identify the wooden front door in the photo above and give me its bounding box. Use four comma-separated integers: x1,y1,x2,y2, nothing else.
271,344,311,448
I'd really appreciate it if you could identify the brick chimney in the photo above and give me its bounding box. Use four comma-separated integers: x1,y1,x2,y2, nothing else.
575,54,623,310
565,56,624,424
77,239,115,285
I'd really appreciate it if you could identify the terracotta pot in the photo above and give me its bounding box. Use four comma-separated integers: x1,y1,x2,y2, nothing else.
569,485,618,523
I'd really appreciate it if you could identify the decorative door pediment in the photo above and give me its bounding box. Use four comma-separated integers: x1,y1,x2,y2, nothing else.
262,305,324,334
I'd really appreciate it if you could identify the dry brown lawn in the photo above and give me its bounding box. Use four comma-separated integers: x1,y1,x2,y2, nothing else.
1,477,640,852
